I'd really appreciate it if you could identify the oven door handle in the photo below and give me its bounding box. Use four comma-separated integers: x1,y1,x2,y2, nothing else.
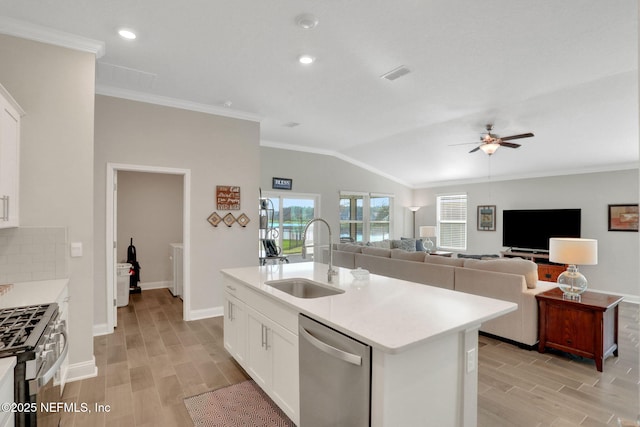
31,328,68,392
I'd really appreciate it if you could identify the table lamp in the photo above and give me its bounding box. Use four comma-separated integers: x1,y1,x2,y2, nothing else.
549,238,598,300
419,226,437,253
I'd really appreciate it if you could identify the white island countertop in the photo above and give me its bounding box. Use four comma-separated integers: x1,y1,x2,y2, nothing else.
221,263,517,354
0,279,69,309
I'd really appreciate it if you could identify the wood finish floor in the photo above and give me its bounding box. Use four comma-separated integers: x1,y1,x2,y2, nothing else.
60,288,639,426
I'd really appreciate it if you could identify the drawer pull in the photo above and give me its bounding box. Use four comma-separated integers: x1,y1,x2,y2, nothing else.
226,285,237,291
545,273,552,279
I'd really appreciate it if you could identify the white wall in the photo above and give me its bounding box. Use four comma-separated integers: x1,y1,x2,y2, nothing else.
0,35,96,373
260,147,414,242
117,171,183,284
95,95,260,323
413,168,639,299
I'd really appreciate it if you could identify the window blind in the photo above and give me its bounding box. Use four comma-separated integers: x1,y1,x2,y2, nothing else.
437,194,467,250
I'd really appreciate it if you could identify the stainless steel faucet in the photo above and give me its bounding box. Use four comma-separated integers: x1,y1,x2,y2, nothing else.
301,218,338,282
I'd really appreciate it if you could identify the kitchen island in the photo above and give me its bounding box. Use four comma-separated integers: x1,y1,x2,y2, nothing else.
221,263,516,426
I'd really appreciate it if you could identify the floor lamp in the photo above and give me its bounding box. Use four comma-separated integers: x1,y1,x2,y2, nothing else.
408,206,421,237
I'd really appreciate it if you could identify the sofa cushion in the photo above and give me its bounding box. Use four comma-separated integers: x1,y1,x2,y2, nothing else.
361,246,392,257
336,243,363,253
367,240,391,249
424,254,465,267
391,239,416,252
463,258,538,289
391,249,427,262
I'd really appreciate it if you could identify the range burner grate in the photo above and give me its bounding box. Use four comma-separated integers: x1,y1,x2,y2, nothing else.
0,304,56,355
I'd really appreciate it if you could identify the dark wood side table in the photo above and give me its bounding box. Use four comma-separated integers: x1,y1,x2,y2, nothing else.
536,287,623,372
428,251,453,257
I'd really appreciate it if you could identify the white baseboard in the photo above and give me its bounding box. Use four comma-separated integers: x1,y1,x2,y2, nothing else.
93,322,111,336
66,357,98,383
139,280,171,290
188,305,224,320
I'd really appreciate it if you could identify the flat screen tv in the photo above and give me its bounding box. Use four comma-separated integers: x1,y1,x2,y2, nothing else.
502,209,581,252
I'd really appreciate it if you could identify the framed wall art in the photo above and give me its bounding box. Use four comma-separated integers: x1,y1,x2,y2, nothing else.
477,205,496,231
216,185,240,210
608,204,638,232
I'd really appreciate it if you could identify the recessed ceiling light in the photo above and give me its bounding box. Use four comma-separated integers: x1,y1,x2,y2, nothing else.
118,28,137,40
298,54,315,65
296,14,319,30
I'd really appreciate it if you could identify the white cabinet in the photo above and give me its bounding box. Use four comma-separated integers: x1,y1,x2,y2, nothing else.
223,292,246,365
169,243,183,297
0,84,23,229
223,278,299,425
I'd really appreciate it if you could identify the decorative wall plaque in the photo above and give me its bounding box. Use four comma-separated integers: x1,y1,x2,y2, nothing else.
223,213,236,227
207,212,222,227
216,185,241,210
236,213,250,227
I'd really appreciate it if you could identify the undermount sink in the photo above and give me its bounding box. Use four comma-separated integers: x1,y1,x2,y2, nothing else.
265,278,345,299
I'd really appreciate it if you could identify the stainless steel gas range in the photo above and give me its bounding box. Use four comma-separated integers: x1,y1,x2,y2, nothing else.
0,303,68,427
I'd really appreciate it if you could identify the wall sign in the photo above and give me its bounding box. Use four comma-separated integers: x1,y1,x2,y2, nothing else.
272,177,292,190
216,185,240,210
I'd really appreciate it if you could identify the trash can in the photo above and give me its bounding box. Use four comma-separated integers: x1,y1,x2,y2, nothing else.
117,263,133,307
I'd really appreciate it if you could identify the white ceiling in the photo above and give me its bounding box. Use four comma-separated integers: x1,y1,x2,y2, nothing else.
1,0,638,187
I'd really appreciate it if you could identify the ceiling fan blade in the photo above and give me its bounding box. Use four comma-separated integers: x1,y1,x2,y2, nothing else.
500,132,534,141
469,146,481,153
500,142,521,149
449,142,479,146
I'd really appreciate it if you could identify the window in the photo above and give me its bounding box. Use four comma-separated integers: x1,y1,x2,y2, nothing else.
437,194,467,251
339,192,393,243
263,193,317,255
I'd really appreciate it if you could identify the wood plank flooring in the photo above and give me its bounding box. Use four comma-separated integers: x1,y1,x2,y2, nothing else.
60,288,639,426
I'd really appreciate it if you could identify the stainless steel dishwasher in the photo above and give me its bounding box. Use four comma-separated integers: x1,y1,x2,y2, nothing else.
299,314,371,426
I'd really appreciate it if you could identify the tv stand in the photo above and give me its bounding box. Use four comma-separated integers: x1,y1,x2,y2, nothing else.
501,250,566,282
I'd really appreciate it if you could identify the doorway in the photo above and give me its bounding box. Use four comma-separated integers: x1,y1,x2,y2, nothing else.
106,163,191,333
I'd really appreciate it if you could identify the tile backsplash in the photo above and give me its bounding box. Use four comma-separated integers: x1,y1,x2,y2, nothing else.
0,227,68,283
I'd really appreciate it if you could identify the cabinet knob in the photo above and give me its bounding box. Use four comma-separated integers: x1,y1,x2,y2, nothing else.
545,274,552,279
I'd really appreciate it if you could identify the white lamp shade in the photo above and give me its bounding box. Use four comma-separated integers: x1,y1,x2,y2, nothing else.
408,206,421,212
419,226,437,238
549,238,598,265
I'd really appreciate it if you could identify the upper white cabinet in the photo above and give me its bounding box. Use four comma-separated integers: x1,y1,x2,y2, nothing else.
0,84,24,229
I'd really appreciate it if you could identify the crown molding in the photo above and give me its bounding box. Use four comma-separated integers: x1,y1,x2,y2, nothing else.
96,85,263,123
0,16,105,57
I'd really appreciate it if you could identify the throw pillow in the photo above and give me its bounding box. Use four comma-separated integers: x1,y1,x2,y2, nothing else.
391,239,416,252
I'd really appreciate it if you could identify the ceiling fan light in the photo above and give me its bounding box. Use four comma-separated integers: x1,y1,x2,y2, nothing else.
479,143,500,155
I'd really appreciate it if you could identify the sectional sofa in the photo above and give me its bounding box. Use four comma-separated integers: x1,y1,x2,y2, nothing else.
322,243,557,347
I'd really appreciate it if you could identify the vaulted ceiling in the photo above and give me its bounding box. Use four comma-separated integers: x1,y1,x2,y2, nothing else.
1,1,638,187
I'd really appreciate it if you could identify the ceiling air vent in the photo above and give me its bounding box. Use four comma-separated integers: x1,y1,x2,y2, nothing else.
380,65,411,81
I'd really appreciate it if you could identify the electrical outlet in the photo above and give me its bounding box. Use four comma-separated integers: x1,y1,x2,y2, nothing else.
466,348,476,373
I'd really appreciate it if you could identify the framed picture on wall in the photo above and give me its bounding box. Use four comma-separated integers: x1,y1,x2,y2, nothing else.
608,204,639,232
477,205,496,231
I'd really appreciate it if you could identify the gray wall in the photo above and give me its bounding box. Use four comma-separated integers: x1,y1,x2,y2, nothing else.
0,35,96,369
413,168,639,299
95,95,260,323
260,147,414,242
117,171,183,284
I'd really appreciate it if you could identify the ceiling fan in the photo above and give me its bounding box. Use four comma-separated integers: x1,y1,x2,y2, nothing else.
464,124,534,155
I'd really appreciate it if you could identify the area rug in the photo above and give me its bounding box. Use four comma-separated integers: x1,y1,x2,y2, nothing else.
184,380,295,427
